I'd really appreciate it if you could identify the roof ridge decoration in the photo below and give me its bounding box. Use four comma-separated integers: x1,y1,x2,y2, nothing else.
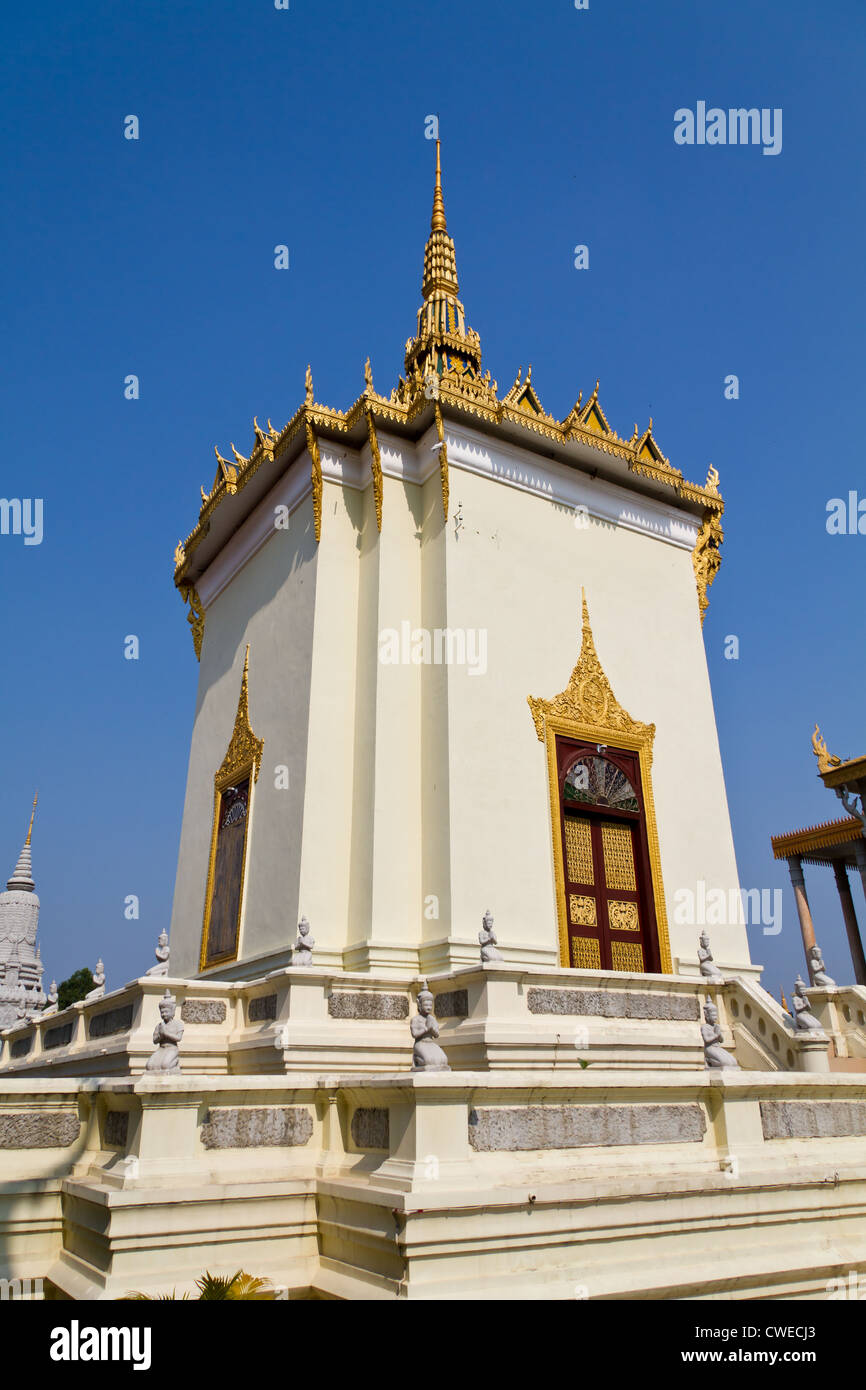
217,645,264,786
501,365,553,422
812,724,842,775
528,590,654,745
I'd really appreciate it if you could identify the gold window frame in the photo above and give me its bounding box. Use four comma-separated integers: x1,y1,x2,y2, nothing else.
528,593,671,974
199,647,264,971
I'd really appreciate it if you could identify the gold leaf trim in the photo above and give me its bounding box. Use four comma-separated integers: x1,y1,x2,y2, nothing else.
179,583,205,661
216,645,264,786
692,503,724,626
434,399,449,520
365,402,383,532
305,414,323,543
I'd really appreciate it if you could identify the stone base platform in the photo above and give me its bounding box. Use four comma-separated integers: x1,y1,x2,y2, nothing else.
4,1069,866,1299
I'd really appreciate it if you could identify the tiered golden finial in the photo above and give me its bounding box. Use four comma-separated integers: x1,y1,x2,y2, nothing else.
25,791,37,846
403,140,483,388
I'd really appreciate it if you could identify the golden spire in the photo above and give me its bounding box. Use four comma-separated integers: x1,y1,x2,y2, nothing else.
421,139,460,301
403,139,484,388
431,139,447,233
25,791,37,847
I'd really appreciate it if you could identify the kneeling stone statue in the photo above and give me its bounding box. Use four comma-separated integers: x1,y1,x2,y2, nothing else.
479,909,502,963
792,976,824,1031
145,990,184,1073
410,981,450,1072
697,930,724,982
701,999,739,1069
807,944,835,988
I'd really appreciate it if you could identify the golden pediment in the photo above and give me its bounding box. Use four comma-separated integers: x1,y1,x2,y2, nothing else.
528,592,654,744
217,646,264,785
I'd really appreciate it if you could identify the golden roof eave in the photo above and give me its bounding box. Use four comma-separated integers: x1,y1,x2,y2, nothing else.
771,815,863,860
174,375,723,594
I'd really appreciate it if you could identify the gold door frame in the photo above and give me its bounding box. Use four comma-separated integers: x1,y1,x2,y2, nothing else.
528,593,671,974
199,646,264,971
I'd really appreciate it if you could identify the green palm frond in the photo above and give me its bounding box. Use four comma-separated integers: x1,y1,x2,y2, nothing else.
195,1270,269,1300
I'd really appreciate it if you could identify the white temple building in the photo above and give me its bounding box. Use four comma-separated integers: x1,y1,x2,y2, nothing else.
168,140,742,986
2,148,866,1302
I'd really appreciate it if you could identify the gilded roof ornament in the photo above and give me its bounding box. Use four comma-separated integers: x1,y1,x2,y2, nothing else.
217,645,264,785
305,365,314,405
180,583,205,660
528,591,654,744
434,400,449,520
364,366,383,531
403,140,485,396
212,446,238,496
812,724,842,775
230,443,248,468
306,416,323,542
253,416,276,460
692,506,723,626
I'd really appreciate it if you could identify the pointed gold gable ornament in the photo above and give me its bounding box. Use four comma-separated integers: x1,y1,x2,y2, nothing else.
216,646,264,785
528,592,654,745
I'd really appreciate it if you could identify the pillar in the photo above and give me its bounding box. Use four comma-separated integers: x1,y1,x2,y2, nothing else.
787,856,816,971
833,859,866,986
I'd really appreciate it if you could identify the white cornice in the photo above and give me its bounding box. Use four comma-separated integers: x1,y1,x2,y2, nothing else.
197,418,697,607
444,421,699,550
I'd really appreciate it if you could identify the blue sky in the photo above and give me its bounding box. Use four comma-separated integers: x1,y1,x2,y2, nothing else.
1,0,863,993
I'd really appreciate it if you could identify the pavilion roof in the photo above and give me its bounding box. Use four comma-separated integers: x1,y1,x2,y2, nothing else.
771,814,863,867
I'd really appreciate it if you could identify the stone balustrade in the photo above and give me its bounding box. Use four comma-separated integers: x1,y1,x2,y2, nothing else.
0,963,845,1079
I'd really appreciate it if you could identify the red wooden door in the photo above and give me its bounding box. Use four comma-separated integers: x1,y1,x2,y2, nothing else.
557,739,660,973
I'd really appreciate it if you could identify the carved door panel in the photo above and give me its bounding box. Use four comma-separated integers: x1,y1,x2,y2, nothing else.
558,739,660,973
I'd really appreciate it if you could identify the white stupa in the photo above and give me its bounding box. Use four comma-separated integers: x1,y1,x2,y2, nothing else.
0,795,47,1027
